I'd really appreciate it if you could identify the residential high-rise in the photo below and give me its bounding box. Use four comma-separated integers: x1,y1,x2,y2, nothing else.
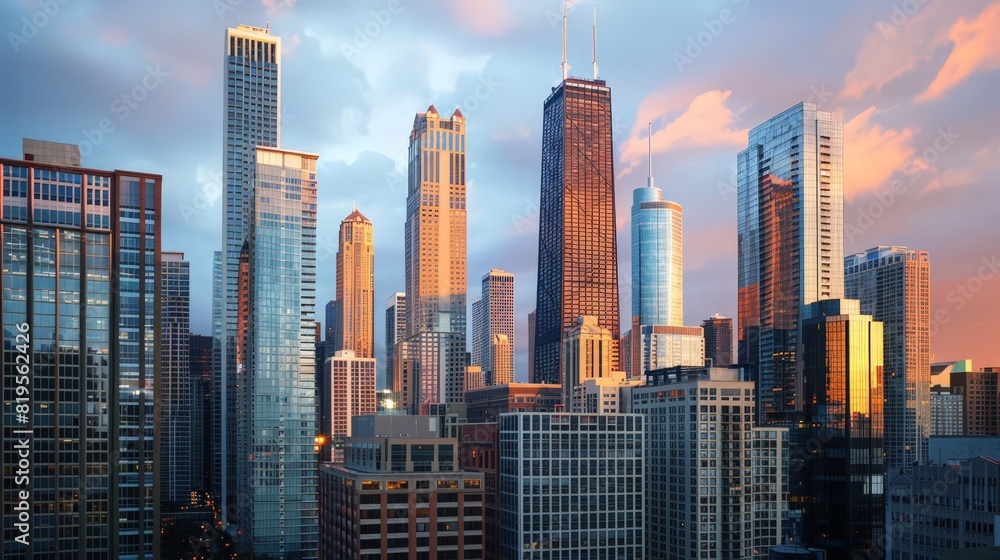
930,385,963,436
1,140,161,558
632,367,788,560
629,324,704,377
402,106,468,414
737,102,844,424
384,292,406,390
190,334,214,497
846,246,931,474
241,146,319,556
797,299,884,558
460,423,501,560
631,145,683,327
161,252,193,504
334,207,374,357
471,269,515,386
319,416,484,560
320,350,376,462
211,249,225,504
952,367,1000,436
490,334,513,386
534,75,620,384
701,313,733,367
498,413,644,558
216,23,281,529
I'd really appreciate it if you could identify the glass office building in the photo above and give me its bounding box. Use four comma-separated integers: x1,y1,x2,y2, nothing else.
737,102,844,424
631,178,682,328
534,78,620,384
798,299,884,558
2,140,160,559
215,23,281,529
243,146,319,557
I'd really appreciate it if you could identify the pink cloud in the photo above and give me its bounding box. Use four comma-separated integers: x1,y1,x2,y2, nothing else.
916,2,1000,102
618,89,748,178
925,168,979,192
843,106,917,200
261,0,296,17
283,34,301,57
448,0,516,36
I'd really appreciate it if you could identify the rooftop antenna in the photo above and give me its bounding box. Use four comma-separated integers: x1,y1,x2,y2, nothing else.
561,0,569,80
592,3,598,80
647,122,654,188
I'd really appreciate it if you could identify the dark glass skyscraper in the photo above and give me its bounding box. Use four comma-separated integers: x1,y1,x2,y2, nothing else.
160,252,192,504
2,139,160,559
797,299,884,558
534,77,619,384
737,102,844,423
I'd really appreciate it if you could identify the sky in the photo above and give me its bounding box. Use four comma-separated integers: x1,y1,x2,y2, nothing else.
3,0,999,383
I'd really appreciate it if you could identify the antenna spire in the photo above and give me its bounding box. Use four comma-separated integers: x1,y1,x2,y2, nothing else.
592,3,598,80
561,0,569,80
647,122,654,189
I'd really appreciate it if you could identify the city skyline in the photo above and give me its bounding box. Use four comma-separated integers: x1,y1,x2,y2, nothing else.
4,1,1000,381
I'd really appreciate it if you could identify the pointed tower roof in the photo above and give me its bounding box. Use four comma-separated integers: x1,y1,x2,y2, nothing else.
343,203,371,224
452,107,464,118
426,104,438,115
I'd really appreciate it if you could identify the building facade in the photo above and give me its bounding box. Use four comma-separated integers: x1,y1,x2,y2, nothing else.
465,383,563,424
562,316,617,402
190,333,214,498
846,245,931,474
1,140,161,558
471,269,514,387
797,299,884,558
460,423,501,560
384,292,406,391
161,252,193,504
319,416,484,560
402,106,468,415
629,324,705,378
321,350,377,463
952,368,1000,436
334,207,374,358
631,163,683,328
632,367,788,560
701,313,733,367
498,413,644,559
534,77,620,384
215,23,281,528
738,102,845,424
242,146,319,556
930,385,964,436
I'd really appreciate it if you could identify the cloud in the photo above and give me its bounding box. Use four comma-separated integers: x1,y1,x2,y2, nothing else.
448,0,517,36
283,34,301,57
925,168,979,192
418,42,492,94
100,29,129,46
916,2,1000,102
261,0,297,17
618,89,747,177
843,105,917,200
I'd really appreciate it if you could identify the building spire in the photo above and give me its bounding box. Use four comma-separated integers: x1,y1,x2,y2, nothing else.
561,0,570,80
592,3,598,80
647,122,654,189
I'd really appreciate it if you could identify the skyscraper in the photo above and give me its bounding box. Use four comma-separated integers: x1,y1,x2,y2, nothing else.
320,350,376,463
216,23,281,528
845,246,931,474
561,315,616,402
161,252,192,504
534,75,620,384
402,106,467,414
527,309,536,381
334,206,374,357
631,143,682,328
797,299,884,558
2,140,161,558
242,146,319,556
737,102,844,424
632,367,788,560
471,269,514,386
384,292,406,390
190,334,214,497
701,313,733,367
